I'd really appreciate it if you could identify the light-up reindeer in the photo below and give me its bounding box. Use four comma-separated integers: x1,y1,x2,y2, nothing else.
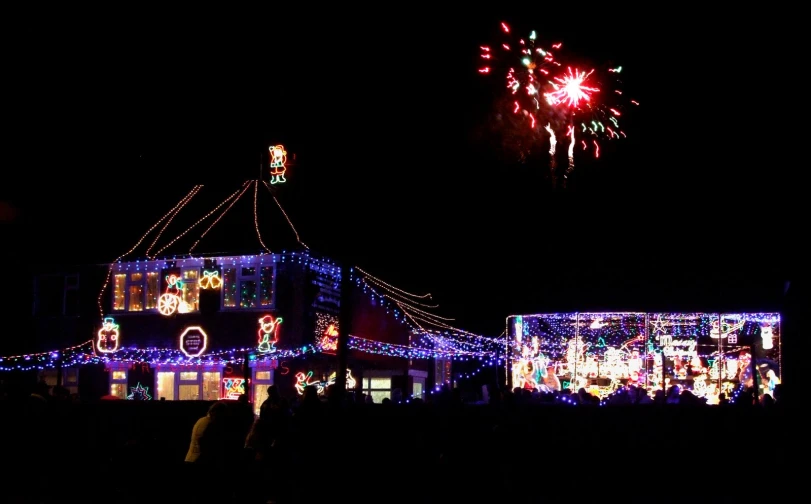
257,315,283,353
269,145,287,184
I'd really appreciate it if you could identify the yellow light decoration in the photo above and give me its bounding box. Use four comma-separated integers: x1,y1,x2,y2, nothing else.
96,317,120,353
199,270,222,290
179,326,208,358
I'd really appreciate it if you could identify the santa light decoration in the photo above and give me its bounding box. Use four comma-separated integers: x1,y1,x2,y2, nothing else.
269,144,287,185
257,314,283,353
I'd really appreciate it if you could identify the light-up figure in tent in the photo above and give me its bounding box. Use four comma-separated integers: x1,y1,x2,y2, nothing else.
269,144,287,184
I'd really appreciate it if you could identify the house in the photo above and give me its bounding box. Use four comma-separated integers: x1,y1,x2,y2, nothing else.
10,180,494,410
507,311,782,404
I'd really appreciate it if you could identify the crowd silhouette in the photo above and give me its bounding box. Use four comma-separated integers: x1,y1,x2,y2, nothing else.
1,378,787,503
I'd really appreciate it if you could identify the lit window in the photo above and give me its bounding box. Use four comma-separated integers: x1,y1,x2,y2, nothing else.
157,372,175,400
363,377,392,404
203,372,221,400
111,383,127,399
222,263,276,310
254,386,269,416
113,274,126,311
145,272,159,309
112,371,126,380
179,384,200,400
180,372,198,380
255,371,271,380
129,272,144,312
413,379,424,399
181,269,199,312
223,268,237,307
259,266,274,306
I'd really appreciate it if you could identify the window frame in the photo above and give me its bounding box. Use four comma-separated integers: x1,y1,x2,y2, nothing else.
221,261,277,311
109,257,277,314
154,365,223,400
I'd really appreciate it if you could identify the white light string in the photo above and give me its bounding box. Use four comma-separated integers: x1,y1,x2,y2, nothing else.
96,185,202,320
262,180,308,250
151,183,250,258
253,180,270,253
189,181,252,254
144,187,200,258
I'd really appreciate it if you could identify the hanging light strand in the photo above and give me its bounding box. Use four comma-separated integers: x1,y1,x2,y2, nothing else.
96,185,202,320
145,186,200,258
262,180,308,249
253,180,270,253
189,181,251,254
152,183,249,258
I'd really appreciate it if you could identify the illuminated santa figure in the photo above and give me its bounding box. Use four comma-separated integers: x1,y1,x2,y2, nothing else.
257,314,283,353
269,144,287,184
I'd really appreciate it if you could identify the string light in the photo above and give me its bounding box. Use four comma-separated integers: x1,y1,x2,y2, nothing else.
253,180,270,253
354,266,433,299
262,180,308,249
145,187,200,258
152,183,249,258
96,185,202,320
189,182,251,253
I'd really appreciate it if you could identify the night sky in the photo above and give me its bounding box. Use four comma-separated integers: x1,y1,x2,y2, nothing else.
1,8,801,339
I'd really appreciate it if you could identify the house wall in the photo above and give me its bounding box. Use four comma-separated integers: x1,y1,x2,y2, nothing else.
22,253,435,402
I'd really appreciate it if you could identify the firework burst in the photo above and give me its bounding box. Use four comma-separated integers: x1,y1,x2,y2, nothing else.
478,22,639,188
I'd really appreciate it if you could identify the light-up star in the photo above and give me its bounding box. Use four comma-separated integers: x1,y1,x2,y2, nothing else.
127,382,152,400
650,314,668,337
545,67,599,108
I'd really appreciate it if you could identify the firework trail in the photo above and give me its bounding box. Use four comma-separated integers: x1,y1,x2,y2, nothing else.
478,22,638,187
544,123,557,186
